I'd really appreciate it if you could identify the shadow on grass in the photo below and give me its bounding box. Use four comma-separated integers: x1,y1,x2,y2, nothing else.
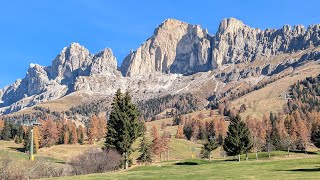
288,150,318,155
287,168,320,172
224,159,239,162
175,162,199,166
8,147,25,153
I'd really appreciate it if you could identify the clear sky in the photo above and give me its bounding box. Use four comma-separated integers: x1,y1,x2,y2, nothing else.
0,0,319,88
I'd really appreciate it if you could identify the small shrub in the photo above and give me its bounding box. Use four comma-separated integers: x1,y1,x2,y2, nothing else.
68,148,121,175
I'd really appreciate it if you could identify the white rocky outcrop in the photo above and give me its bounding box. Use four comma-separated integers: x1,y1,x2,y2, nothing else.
121,18,213,76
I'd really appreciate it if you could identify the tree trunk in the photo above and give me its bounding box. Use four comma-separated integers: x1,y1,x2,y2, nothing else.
287,147,290,157
255,150,258,160
209,154,212,161
238,154,241,162
245,153,248,161
268,143,271,159
124,152,128,169
160,153,162,162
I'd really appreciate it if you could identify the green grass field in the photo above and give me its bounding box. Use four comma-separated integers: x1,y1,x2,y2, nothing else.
50,156,320,180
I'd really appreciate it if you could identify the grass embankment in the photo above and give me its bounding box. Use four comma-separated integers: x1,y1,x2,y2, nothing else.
50,155,320,180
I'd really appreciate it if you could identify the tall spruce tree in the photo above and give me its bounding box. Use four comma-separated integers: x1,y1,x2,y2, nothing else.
223,115,252,161
105,89,144,169
136,135,152,164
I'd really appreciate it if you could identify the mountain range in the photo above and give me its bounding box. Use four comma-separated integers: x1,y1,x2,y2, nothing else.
1,17,320,115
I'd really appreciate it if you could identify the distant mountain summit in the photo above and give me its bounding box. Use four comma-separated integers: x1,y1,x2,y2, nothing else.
1,18,320,115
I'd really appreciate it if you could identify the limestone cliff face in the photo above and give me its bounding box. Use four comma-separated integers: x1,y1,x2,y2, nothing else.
121,19,213,76
47,43,93,83
0,43,120,113
121,18,320,76
212,18,320,66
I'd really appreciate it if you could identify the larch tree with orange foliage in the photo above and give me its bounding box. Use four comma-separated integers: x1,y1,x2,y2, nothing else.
64,130,69,145
33,126,40,153
97,116,107,141
151,125,162,162
40,118,59,147
0,120,4,132
88,115,99,144
175,125,185,139
296,117,309,152
161,131,170,161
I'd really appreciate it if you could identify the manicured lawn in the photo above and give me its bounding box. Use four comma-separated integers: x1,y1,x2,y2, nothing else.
51,156,320,180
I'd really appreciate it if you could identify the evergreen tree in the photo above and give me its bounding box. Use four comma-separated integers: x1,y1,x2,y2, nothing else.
311,125,320,148
183,124,193,140
70,122,78,144
14,125,24,143
1,121,12,140
136,135,152,164
223,115,253,161
23,127,37,154
200,136,218,161
105,89,144,169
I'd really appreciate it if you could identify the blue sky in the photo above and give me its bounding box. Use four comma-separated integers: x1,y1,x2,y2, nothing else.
0,0,319,88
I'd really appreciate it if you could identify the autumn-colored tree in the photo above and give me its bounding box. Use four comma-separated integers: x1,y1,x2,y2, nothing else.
160,132,170,161
175,125,185,139
295,117,309,152
151,125,162,162
77,125,85,144
97,116,107,141
161,121,166,130
218,103,225,115
88,115,99,144
262,114,272,158
33,126,40,153
209,110,215,117
198,112,205,120
40,118,59,147
191,124,199,141
64,130,69,145
0,120,4,132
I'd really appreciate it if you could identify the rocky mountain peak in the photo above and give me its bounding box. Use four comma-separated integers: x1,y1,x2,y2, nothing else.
121,18,212,76
48,42,92,81
91,48,120,76
217,17,246,34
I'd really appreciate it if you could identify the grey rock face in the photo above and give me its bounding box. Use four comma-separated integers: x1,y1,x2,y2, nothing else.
122,18,320,76
48,43,93,83
212,18,320,66
0,43,120,113
90,48,121,76
121,19,213,76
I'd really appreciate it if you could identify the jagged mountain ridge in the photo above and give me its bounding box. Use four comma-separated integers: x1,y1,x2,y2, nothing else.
1,17,320,115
